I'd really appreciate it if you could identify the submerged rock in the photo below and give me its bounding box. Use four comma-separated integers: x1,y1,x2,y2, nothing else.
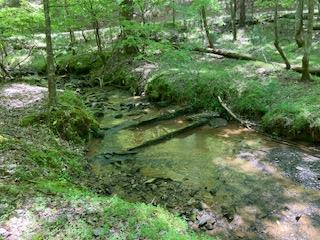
209,118,228,128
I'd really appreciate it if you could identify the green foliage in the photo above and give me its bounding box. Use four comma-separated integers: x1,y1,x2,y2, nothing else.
232,80,280,117
21,91,99,143
190,0,220,12
28,53,47,73
0,5,44,37
146,74,175,102
56,52,104,74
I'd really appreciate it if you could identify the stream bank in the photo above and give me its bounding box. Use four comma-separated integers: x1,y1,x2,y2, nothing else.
86,86,320,239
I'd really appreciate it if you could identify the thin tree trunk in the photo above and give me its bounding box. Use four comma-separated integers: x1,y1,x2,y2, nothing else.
231,0,237,41
63,0,76,54
301,0,315,81
251,0,254,18
121,0,138,54
81,30,88,42
201,6,214,49
94,20,102,53
239,0,246,28
318,0,320,19
274,3,291,69
43,0,56,106
172,0,176,27
295,0,305,48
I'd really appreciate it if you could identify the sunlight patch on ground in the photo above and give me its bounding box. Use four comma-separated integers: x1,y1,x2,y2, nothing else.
0,83,47,109
263,202,320,240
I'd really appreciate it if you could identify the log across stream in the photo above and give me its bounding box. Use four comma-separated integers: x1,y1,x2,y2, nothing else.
87,87,320,239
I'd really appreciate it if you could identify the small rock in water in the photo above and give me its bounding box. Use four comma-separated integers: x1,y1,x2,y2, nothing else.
209,118,228,128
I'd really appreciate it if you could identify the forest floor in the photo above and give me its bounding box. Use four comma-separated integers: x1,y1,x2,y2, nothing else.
0,83,212,240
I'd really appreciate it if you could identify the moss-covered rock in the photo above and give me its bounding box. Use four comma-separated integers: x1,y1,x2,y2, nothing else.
21,91,99,143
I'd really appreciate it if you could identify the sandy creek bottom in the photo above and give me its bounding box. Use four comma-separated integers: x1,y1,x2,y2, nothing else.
87,88,320,239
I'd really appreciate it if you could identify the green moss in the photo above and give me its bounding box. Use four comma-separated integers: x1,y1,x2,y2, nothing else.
21,91,99,143
28,53,47,73
143,49,320,141
56,52,104,75
146,75,175,102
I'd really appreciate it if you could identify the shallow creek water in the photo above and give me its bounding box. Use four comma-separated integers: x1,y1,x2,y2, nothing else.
87,88,320,239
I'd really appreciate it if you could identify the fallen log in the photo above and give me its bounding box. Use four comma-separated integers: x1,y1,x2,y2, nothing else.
101,106,194,132
127,118,209,152
217,96,255,128
92,118,209,164
194,48,320,77
292,66,320,76
126,106,194,129
193,47,257,61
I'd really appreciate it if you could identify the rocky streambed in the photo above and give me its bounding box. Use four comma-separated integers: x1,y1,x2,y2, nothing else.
85,87,320,240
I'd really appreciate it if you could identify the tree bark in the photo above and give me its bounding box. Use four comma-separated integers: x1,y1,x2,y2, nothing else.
81,30,88,42
201,6,214,49
274,3,291,69
301,0,315,81
63,0,76,54
295,0,305,48
172,0,176,27
94,20,102,53
239,0,246,28
318,0,320,19
120,0,138,54
43,0,56,106
231,0,237,41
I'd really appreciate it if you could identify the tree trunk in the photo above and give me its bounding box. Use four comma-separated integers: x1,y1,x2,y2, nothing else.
318,0,320,19
231,0,237,41
274,3,291,69
201,6,214,49
120,0,138,54
295,0,305,48
63,0,76,54
94,20,102,53
43,0,56,106
301,0,315,81
239,0,246,28
81,30,88,42
172,0,176,27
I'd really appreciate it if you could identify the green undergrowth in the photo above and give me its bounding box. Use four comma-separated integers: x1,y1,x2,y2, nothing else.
145,49,320,141
0,137,212,240
216,18,320,67
20,91,99,143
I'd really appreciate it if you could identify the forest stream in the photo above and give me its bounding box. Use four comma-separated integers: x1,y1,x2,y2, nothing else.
87,88,320,239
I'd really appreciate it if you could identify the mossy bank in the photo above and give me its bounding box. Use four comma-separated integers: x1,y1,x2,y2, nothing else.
0,85,212,240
